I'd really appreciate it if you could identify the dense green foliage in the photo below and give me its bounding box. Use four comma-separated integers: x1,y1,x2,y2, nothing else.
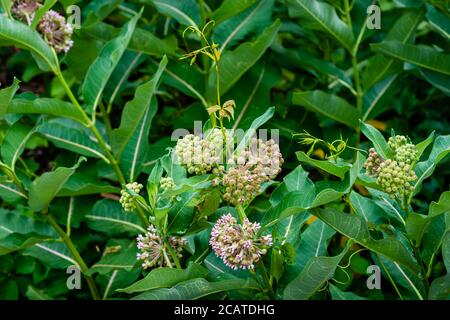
0,0,449,300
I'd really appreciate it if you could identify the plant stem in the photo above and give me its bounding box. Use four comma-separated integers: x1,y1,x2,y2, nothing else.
236,205,247,223
98,101,113,136
135,205,150,228
44,213,101,300
56,70,126,185
257,260,274,297
166,243,182,269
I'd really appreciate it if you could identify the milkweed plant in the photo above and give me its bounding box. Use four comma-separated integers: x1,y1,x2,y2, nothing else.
0,0,448,301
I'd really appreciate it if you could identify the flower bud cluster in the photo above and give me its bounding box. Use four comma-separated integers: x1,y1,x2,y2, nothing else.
11,1,74,53
363,148,384,177
175,129,231,175
377,159,416,198
210,214,272,270
119,182,143,212
220,138,284,206
137,225,186,269
388,135,418,164
160,177,175,192
11,0,41,23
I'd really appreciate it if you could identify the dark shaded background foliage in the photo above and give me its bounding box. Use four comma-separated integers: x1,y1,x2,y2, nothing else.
0,0,449,300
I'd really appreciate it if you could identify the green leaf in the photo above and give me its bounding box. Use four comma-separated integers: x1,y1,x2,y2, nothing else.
206,19,280,100
82,13,140,114
412,135,450,197
149,0,200,29
371,41,450,75
0,77,20,118
329,284,367,300
86,199,146,236
283,219,336,284
168,191,202,234
211,0,257,24
286,0,355,52
296,152,352,179
57,173,119,197
235,106,275,155
8,98,86,124
214,0,275,52
292,90,359,128
132,278,260,300
1,122,36,172
118,263,208,293
0,233,51,255
37,118,108,162
311,207,420,273
28,158,86,212
429,190,450,219
360,121,393,159
283,245,349,300
112,56,167,175
88,239,139,275
426,6,450,39
83,22,178,58
363,10,424,90
23,241,78,269
0,16,58,72
31,0,57,29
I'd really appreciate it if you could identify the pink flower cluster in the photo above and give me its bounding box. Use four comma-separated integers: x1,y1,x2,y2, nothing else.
210,214,272,270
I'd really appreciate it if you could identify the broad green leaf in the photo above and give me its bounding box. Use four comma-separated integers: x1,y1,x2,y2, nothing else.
86,199,146,236
416,130,435,160
8,98,86,124
429,273,450,300
214,0,275,52
0,182,27,202
0,16,58,72
274,211,310,247
88,239,139,275
0,233,51,255
311,207,420,273
363,10,424,89
0,77,20,118
429,190,450,218
0,210,56,238
37,118,108,162
112,56,167,176
132,278,260,300
235,106,275,155
371,41,450,75
31,0,58,29
283,245,349,300
272,42,352,88
83,22,178,57
206,20,280,100
25,286,53,300
283,219,336,284
82,13,140,114
0,0,11,18
412,135,450,197
329,284,367,300
57,173,119,196
211,0,257,24
148,0,201,28
1,122,36,172
286,0,355,52
118,263,208,293
23,241,78,269
28,158,85,212
360,121,393,159
296,151,352,179
168,191,202,234
426,6,450,39
292,90,359,128
362,74,398,121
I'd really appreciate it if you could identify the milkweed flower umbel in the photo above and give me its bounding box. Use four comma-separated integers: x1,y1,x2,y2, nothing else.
120,182,143,212
37,10,74,53
136,225,186,269
210,214,272,270
11,0,42,24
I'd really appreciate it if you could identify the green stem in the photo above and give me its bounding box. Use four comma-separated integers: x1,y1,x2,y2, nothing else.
44,213,101,300
257,260,274,297
236,205,247,223
135,205,150,228
98,101,113,136
166,243,182,269
56,70,126,185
